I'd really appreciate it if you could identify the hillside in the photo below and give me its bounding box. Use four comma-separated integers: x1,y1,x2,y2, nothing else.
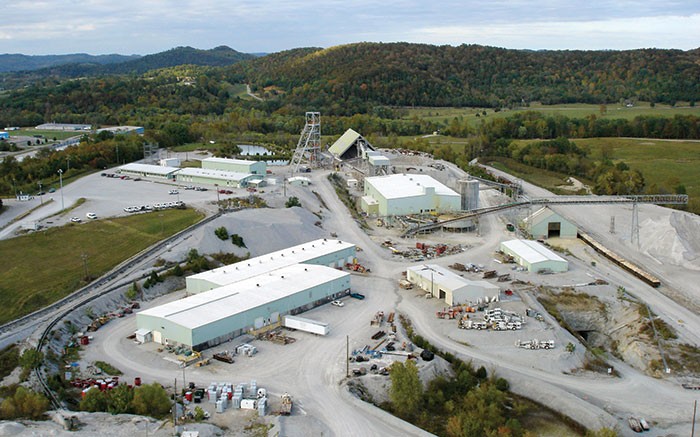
230,43,700,111
0,53,139,73
0,46,257,86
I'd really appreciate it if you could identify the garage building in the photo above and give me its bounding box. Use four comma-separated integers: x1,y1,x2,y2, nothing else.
499,239,569,273
175,167,255,188
201,157,267,175
406,264,500,306
118,163,179,180
524,207,577,239
136,264,350,350
186,238,356,293
361,174,460,216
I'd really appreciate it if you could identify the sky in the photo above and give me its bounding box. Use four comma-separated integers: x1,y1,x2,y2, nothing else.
1,0,699,55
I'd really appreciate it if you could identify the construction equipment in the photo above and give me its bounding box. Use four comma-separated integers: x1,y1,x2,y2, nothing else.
526,308,545,321
398,279,413,289
213,351,234,364
280,393,293,416
516,339,555,350
483,270,497,279
497,274,511,282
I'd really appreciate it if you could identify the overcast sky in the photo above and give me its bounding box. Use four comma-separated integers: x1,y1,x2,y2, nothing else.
2,1,699,55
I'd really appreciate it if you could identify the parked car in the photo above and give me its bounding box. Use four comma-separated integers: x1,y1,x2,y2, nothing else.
331,300,344,307
169,189,179,195
70,217,81,223
48,187,56,193
86,212,97,219
350,293,365,300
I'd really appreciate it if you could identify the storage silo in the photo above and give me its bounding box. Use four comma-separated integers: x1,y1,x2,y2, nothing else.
458,179,479,211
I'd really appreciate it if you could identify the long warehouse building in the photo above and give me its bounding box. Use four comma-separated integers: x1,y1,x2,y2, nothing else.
136,264,350,350
186,238,356,293
499,239,569,273
406,264,499,306
136,239,356,350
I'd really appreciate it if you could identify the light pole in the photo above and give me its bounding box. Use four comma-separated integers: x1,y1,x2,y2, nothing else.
57,169,64,211
38,181,43,205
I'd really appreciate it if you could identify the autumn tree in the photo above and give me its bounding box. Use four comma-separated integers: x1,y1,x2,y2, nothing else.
389,360,422,417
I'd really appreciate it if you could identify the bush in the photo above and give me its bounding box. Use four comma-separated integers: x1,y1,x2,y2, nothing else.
230,233,246,248
19,349,43,370
285,196,301,208
132,383,171,417
0,386,49,420
214,226,229,241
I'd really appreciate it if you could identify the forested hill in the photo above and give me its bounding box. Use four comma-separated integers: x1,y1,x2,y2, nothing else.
230,42,700,111
0,53,139,73
1,46,256,84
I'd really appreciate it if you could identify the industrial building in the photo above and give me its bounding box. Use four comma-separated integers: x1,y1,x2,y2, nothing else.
361,174,460,216
499,239,569,273
35,123,91,131
287,176,310,187
406,264,500,306
329,128,376,160
96,126,144,135
118,163,179,180
160,158,181,167
202,157,267,175
367,152,391,176
175,167,255,188
186,238,356,293
524,207,577,239
136,264,350,350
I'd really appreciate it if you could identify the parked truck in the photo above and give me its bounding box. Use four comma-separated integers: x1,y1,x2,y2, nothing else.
280,393,293,415
283,315,329,336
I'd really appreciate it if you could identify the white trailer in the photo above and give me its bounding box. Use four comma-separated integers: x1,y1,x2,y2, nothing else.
283,315,329,336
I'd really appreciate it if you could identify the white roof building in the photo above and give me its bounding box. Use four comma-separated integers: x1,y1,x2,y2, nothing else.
406,264,500,306
186,238,356,293
499,239,569,273
175,167,254,187
137,264,351,350
118,163,180,178
361,173,460,216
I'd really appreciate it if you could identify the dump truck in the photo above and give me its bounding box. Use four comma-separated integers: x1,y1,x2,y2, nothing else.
280,393,293,415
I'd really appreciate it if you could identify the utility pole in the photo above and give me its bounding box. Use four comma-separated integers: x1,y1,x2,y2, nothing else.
692,399,697,437
57,169,64,211
81,253,89,280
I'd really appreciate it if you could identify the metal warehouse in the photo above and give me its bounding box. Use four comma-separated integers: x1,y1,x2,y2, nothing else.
118,163,179,179
499,239,569,273
136,264,350,350
406,264,500,306
201,157,267,175
175,167,255,188
361,174,460,216
186,238,356,293
524,207,578,239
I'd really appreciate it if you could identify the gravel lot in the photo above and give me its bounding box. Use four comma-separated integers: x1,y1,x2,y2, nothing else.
5,154,700,436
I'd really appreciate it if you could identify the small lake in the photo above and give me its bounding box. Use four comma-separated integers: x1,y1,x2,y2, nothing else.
238,144,288,166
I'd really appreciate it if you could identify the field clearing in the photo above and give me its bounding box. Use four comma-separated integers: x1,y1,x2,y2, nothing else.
405,103,700,127
0,208,203,324
574,137,700,213
7,129,80,140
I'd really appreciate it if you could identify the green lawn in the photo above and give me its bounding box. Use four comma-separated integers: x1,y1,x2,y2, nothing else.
8,129,81,141
405,103,700,128
0,208,203,324
574,137,700,213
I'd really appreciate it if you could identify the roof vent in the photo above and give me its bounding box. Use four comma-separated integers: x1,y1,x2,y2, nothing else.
281,275,284,279
304,268,308,271
247,263,251,267
256,284,260,287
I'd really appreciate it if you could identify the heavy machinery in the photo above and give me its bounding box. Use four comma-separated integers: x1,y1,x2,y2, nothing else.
515,339,555,350
280,393,293,415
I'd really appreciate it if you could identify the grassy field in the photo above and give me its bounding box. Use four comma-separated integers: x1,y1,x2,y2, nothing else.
0,208,203,325
405,102,700,128
8,129,81,141
483,137,700,214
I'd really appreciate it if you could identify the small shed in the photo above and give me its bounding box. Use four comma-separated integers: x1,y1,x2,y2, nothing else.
347,178,359,188
524,207,577,239
499,239,568,273
135,328,152,344
287,176,310,186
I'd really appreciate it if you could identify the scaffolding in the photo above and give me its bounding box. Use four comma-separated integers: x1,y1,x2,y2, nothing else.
290,112,321,174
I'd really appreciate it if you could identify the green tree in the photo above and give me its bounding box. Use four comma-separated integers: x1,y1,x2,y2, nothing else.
0,386,49,420
285,196,301,208
80,387,109,412
194,405,206,421
107,384,134,414
389,360,422,417
214,226,229,240
19,349,43,370
132,383,171,417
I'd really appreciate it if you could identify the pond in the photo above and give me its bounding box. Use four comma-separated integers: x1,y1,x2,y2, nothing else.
238,144,289,166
